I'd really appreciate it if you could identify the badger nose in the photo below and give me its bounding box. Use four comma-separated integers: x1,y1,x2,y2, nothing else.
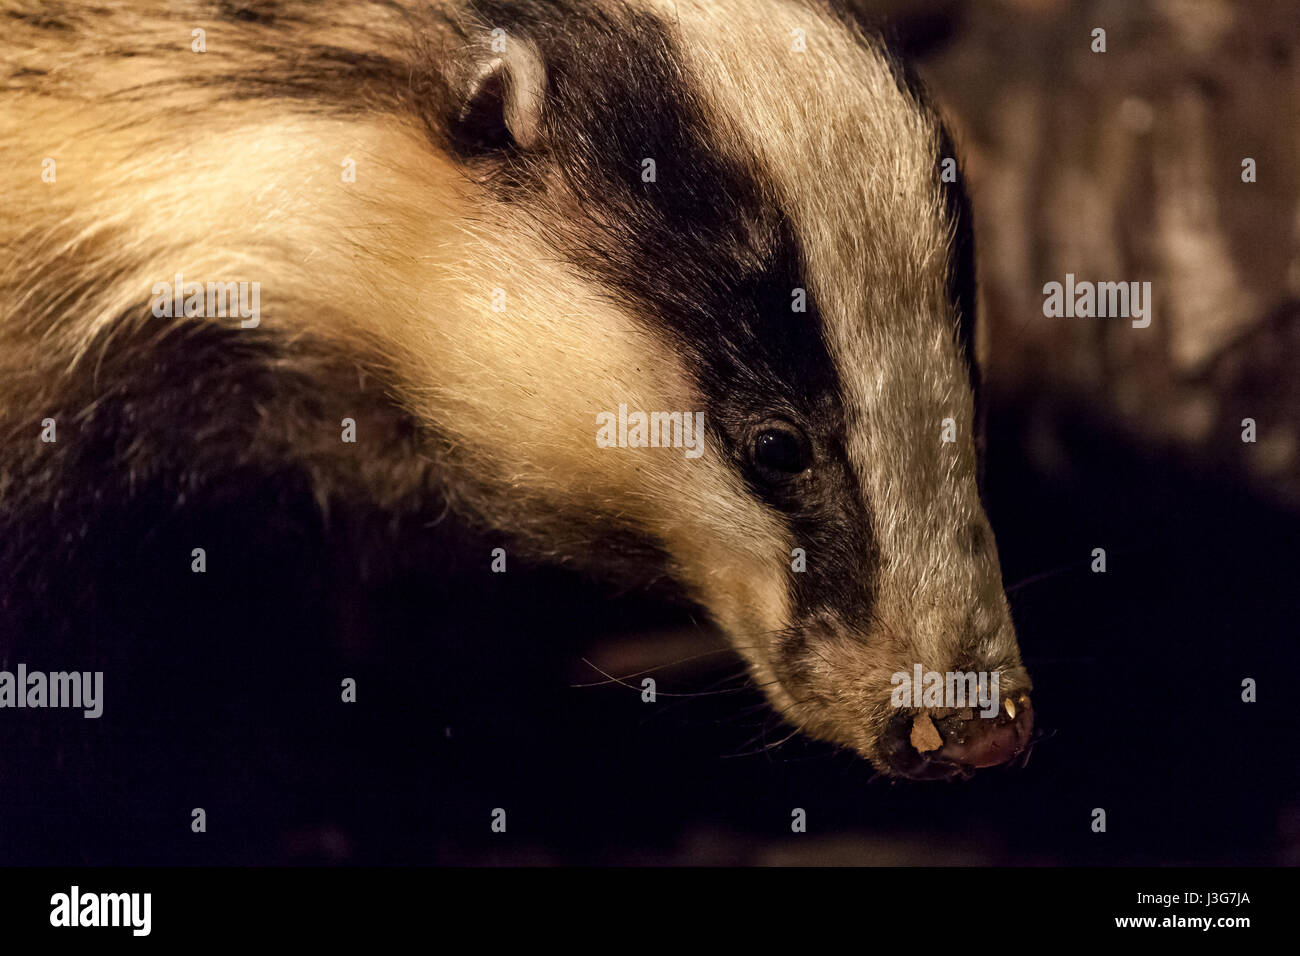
933,694,1034,768
881,694,1034,779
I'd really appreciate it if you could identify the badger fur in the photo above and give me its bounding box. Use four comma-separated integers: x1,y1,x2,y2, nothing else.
0,0,1031,781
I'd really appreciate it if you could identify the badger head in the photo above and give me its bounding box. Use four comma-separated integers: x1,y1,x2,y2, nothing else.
0,0,1030,778
399,0,1033,778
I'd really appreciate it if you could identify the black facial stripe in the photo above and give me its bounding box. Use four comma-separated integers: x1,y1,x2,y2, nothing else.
458,1,880,623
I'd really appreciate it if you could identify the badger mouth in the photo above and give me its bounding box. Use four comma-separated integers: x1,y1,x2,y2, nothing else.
879,694,1035,780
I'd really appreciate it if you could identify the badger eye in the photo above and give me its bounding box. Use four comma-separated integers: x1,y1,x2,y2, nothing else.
750,425,811,479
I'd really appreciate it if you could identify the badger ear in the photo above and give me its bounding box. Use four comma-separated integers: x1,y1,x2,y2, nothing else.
449,36,546,153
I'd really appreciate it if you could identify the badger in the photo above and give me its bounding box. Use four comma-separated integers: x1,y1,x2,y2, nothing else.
0,0,1032,783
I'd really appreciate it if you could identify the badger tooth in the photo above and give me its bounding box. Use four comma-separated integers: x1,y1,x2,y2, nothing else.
1004,698,1016,719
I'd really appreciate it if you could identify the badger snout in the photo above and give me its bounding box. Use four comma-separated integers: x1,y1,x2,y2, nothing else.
766,616,1033,779
880,694,1034,780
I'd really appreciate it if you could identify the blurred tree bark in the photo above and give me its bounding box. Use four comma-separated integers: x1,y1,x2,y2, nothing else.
896,0,1300,507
